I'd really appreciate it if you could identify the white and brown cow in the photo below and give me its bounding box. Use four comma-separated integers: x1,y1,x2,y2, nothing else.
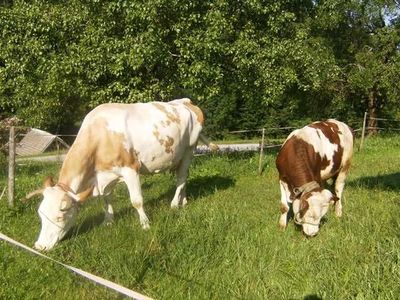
276,119,353,236
28,98,217,251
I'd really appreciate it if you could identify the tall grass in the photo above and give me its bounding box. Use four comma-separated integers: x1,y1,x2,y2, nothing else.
1,136,399,299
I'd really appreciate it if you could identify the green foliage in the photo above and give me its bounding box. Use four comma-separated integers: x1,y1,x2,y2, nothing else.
0,151,6,174
0,0,399,133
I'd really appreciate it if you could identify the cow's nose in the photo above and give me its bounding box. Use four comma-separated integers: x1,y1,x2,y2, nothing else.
303,231,318,238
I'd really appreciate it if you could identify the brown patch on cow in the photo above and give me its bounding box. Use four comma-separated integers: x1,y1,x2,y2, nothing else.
164,136,174,153
161,120,171,127
331,146,344,176
59,118,141,191
183,101,205,125
309,121,344,176
152,103,181,125
280,203,289,213
320,155,331,171
76,186,94,203
152,125,175,154
276,137,322,191
341,160,351,173
153,126,161,141
309,121,340,145
299,195,310,218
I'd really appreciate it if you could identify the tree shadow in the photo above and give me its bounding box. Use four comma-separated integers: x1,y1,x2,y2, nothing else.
193,150,260,167
347,172,400,192
304,295,323,300
144,174,235,208
66,213,104,239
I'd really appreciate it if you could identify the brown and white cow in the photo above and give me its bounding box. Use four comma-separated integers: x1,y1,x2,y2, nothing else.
28,98,217,251
276,119,353,236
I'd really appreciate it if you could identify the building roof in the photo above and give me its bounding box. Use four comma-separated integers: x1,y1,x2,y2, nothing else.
16,128,69,156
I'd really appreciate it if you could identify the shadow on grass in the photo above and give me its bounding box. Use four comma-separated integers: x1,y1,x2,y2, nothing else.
66,174,235,240
304,295,322,300
144,175,235,208
347,172,400,192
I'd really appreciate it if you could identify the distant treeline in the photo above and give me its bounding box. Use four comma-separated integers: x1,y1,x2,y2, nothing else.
1,0,399,136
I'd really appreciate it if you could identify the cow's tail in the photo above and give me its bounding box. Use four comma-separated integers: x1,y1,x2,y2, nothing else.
199,133,219,152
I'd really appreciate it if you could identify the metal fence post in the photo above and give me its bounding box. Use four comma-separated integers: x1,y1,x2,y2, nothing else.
359,112,367,151
8,126,15,207
258,128,265,175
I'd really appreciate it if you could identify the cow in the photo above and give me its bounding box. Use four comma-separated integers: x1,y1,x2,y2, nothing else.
275,119,353,237
25,98,218,251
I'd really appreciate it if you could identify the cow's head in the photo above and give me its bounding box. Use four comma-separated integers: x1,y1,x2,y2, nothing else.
26,177,92,251
293,189,338,237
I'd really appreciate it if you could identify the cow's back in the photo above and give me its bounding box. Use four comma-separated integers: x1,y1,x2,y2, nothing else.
276,120,353,184
79,99,203,174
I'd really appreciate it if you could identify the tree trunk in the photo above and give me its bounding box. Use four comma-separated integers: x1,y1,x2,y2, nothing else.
367,89,378,135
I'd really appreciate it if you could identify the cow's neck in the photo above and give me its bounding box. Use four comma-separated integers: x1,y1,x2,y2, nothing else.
58,141,95,193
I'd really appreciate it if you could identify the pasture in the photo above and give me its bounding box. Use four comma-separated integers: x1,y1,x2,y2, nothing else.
1,135,399,299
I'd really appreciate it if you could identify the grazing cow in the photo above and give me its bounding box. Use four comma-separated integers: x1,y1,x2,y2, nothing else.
27,98,217,251
276,119,353,236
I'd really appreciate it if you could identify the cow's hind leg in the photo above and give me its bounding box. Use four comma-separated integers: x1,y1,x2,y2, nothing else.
170,147,194,208
121,167,150,229
279,180,291,229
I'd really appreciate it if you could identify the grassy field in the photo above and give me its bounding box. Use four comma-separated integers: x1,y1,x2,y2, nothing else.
0,136,399,299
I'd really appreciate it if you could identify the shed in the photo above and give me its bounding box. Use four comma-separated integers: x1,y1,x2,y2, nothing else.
16,128,70,156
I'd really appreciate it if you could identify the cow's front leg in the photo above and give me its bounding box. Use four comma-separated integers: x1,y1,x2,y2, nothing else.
171,148,193,208
333,170,348,217
103,193,114,225
279,180,291,229
121,167,150,229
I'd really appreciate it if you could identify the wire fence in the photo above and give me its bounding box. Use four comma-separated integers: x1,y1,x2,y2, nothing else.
2,112,400,207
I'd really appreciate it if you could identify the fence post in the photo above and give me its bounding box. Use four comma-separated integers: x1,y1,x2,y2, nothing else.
359,112,367,151
8,126,15,207
258,128,265,175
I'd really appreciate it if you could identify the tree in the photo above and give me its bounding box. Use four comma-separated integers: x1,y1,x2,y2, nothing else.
311,0,400,132
1,0,399,135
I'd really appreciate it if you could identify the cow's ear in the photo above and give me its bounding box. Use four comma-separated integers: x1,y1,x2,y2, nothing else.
44,176,55,188
299,199,309,216
60,198,73,212
76,186,94,203
322,189,335,203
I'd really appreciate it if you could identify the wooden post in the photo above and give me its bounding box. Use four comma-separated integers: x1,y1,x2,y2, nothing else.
258,128,265,175
359,112,367,151
8,126,15,207
56,138,60,162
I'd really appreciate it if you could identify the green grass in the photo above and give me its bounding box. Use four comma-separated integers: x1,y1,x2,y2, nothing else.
1,136,400,299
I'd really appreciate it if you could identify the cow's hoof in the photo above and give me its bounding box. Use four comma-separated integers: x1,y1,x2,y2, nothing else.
278,222,287,230
103,219,114,226
141,222,150,230
335,205,342,217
